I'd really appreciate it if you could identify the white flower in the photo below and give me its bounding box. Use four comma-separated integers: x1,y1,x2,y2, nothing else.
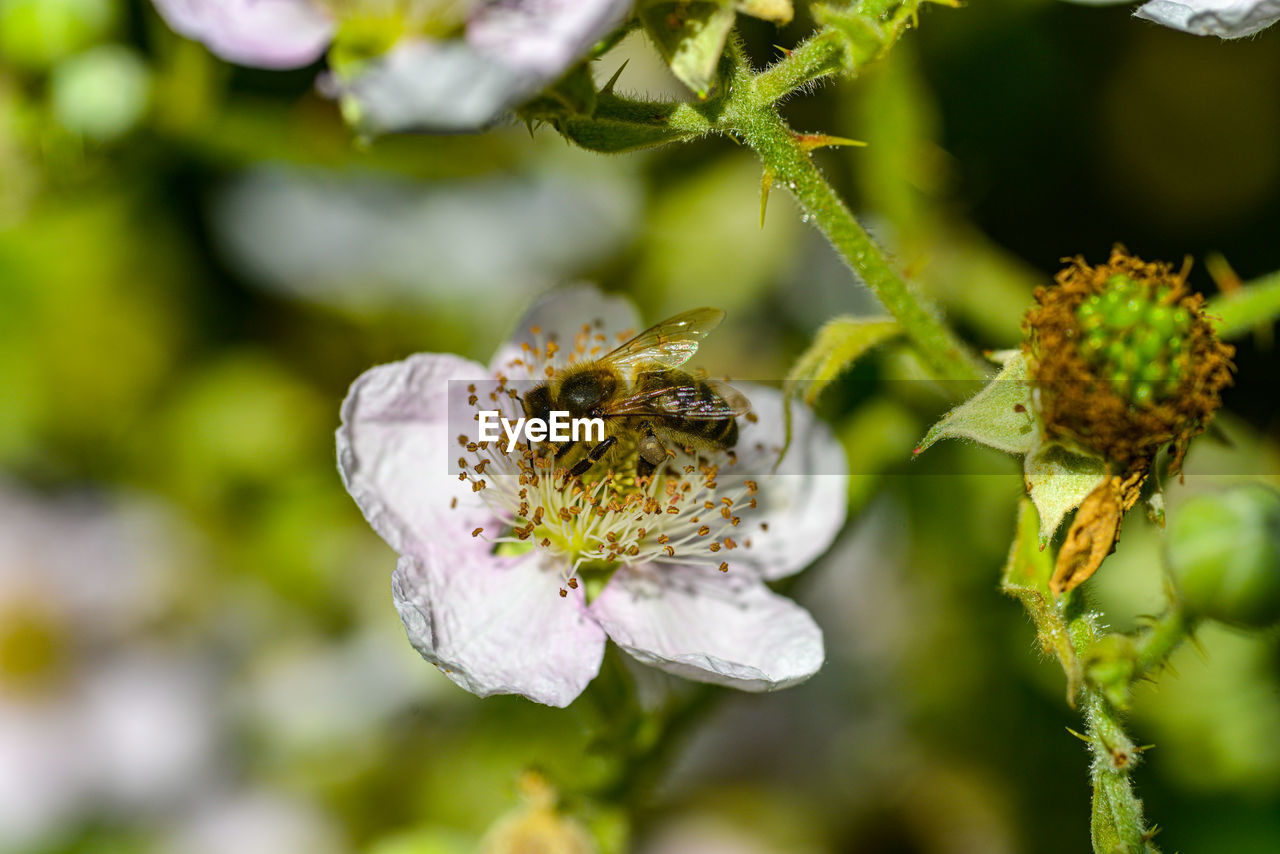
149,0,635,131
1135,0,1280,37
336,286,847,707
1066,0,1280,37
332,0,633,132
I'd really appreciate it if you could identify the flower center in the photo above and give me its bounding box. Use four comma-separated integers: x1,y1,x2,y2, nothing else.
1074,274,1192,407
450,321,762,594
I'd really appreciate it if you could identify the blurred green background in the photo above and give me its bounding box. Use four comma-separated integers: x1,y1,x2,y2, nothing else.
1,1,1279,852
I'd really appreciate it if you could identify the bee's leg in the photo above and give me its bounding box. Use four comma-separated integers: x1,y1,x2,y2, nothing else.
636,429,668,479
565,436,617,480
554,440,577,460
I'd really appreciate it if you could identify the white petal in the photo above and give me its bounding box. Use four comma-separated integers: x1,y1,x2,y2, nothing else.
591,565,824,691
392,548,606,707
468,0,633,79
337,353,497,554
1135,0,1280,36
489,283,641,378
333,39,528,133
150,0,332,69
724,385,849,580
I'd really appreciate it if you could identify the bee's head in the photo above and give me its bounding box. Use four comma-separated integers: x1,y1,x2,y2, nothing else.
522,383,553,423
559,368,615,416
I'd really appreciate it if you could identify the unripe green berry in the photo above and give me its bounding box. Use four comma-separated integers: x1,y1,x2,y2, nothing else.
1166,486,1280,629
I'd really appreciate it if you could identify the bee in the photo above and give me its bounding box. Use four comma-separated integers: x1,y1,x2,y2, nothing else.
522,307,751,480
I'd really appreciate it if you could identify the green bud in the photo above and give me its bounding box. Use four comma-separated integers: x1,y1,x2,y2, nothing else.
1167,486,1280,628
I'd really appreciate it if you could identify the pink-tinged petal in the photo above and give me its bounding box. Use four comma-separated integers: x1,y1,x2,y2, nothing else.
330,39,529,133
726,385,848,580
150,0,332,69
468,0,633,79
489,283,641,378
392,547,606,707
592,564,824,691
1136,0,1280,36
337,353,497,555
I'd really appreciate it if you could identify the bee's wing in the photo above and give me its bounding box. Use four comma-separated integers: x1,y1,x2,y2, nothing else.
598,308,725,374
601,378,752,421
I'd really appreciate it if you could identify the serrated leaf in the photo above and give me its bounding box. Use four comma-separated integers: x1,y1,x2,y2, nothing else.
778,316,900,464
639,2,736,97
1024,434,1109,549
914,350,1035,456
785,316,901,405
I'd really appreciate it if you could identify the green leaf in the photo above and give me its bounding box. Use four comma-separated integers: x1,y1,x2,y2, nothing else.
552,92,706,153
1024,433,1109,548
1001,499,1083,702
914,349,1035,456
639,1,736,97
785,316,901,405
780,317,899,462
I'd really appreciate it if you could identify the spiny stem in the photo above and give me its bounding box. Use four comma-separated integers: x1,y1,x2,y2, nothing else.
1132,609,1192,680
1086,691,1158,853
728,101,986,383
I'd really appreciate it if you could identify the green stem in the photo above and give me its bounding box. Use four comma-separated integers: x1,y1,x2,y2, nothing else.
747,30,845,106
1132,609,1191,680
1085,691,1157,853
728,102,986,383
1207,268,1280,340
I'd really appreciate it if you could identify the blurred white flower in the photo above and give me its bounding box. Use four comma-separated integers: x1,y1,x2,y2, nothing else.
150,0,333,68
211,166,639,312
332,0,633,132
337,286,847,707
149,1,634,130
0,485,220,849
166,790,345,854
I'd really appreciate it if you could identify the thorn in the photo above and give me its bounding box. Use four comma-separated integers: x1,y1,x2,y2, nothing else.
1065,726,1091,744
1205,252,1242,294
773,44,792,58
792,131,868,153
760,168,774,229
524,118,536,140
602,60,629,95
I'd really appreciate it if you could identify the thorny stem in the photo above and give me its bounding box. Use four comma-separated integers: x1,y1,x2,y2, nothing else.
1132,609,1192,681
1005,503,1180,853
1086,690,1155,854
569,1,986,384
729,102,986,384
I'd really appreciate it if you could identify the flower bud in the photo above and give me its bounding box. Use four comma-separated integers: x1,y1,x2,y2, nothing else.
1166,486,1280,628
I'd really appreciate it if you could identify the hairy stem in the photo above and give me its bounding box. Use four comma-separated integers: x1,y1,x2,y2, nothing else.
1086,690,1157,854
728,101,986,382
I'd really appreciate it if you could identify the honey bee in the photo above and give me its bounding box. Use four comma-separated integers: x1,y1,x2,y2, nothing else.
522,307,751,479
